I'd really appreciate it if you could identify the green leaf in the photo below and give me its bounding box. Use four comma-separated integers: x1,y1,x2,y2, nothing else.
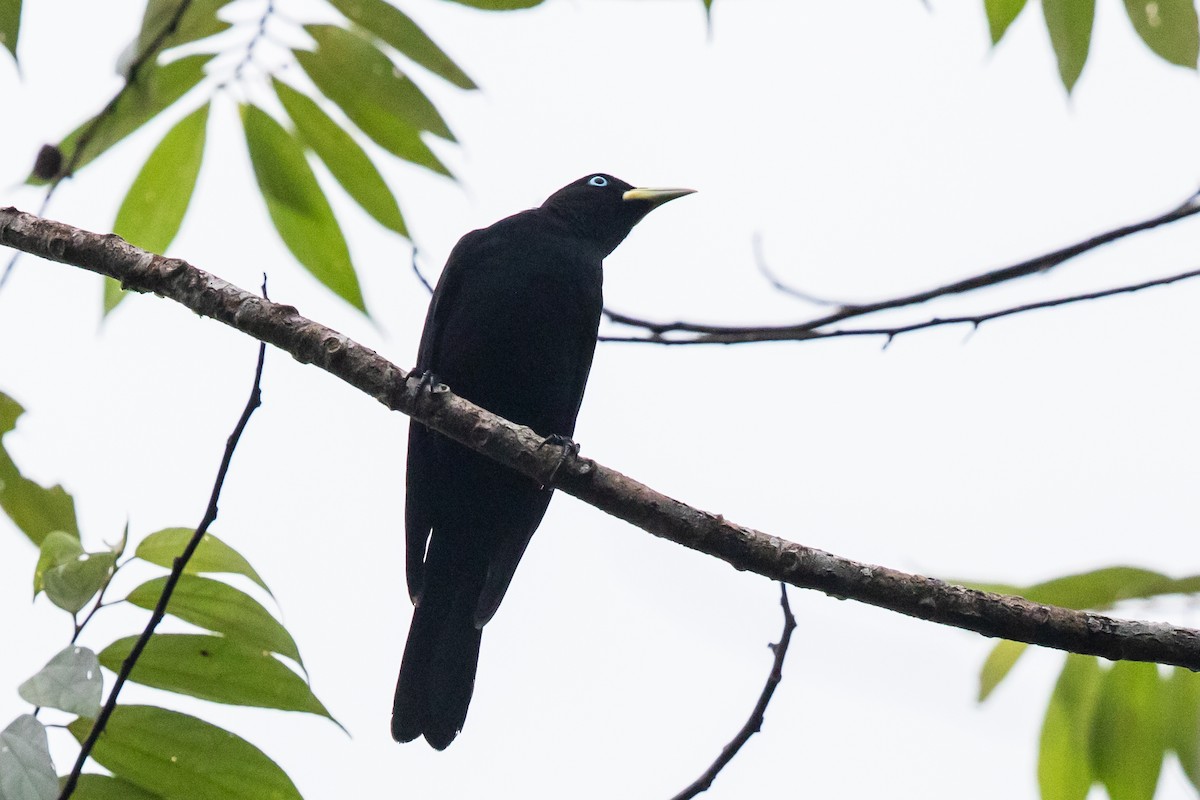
136,0,232,56
1124,0,1199,67
959,566,1200,610
985,0,1028,43
327,0,476,89
274,79,407,236
0,451,80,546
34,530,116,613
303,24,452,139
1029,566,1200,608
0,715,56,800
1038,654,1101,800
68,706,301,800
444,0,544,8
0,391,19,432
1089,661,1165,800
0,392,80,546
1042,0,1095,92
1030,566,1200,607
67,774,163,800
126,574,302,666
107,103,209,315
34,530,82,595
134,527,272,595
978,639,1028,701
114,102,209,253
0,0,20,62
241,104,367,312
31,54,211,183
1167,667,1200,790
294,26,453,174
99,635,334,720
18,645,102,717
42,550,116,614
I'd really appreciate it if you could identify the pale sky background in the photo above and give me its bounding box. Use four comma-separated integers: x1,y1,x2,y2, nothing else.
3,0,1200,797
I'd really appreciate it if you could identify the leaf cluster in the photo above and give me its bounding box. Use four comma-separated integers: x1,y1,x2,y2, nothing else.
1,391,332,800
986,0,1198,92
6,0,548,317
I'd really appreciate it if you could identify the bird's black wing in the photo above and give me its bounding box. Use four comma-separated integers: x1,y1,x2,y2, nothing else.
404,229,484,603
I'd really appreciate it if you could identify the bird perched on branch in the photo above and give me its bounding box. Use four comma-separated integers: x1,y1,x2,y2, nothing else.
393,174,694,749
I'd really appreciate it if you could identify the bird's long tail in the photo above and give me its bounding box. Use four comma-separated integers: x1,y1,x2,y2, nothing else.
392,548,484,750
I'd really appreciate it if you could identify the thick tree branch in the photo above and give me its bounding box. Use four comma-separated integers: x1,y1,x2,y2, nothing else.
601,190,1200,344
4,206,1200,670
671,584,796,800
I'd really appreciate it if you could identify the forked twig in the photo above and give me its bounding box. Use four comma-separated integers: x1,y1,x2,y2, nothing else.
671,584,797,800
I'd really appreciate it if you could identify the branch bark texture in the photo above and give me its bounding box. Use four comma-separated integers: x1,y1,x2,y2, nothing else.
4,206,1200,670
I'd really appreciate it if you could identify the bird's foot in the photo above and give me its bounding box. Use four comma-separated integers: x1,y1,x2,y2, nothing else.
408,369,442,393
402,370,448,415
538,434,580,489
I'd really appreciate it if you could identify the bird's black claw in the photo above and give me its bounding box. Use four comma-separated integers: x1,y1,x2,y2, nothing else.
538,434,580,488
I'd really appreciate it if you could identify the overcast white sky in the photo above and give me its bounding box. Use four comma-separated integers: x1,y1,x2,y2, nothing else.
3,0,1200,797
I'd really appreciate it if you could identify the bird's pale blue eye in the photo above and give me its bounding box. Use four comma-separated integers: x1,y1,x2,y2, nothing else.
588,176,608,187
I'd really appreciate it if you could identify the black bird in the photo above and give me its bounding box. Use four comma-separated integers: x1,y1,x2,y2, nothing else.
393,174,694,750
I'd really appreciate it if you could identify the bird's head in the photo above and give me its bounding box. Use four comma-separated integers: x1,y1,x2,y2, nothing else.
541,174,694,256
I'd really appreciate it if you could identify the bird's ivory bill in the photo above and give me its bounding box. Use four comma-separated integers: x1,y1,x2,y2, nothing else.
622,187,697,206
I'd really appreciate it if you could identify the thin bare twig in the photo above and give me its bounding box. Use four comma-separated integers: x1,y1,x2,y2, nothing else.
601,267,1200,346
848,267,1200,345
752,233,846,307
57,336,266,800
602,190,1200,344
231,0,274,84
412,245,434,294
671,584,796,800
